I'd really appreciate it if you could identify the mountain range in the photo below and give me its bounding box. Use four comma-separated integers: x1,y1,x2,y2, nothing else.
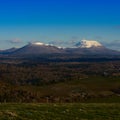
0,40,120,56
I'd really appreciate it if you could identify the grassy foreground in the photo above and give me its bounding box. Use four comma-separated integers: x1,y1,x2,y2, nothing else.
0,103,120,120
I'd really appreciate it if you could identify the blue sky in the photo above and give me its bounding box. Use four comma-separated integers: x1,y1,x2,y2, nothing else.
0,0,120,50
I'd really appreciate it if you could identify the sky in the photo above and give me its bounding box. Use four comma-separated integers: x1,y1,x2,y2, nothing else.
0,0,120,50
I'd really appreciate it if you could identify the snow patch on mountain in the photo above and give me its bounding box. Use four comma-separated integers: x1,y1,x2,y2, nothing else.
76,40,103,48
31,42,53,46
32,42,44,45
30,40,103,49
30,42,65,49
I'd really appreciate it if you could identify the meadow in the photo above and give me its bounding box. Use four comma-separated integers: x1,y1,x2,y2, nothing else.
0,103,120,120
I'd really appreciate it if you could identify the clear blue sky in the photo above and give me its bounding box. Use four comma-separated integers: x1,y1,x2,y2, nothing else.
0,0,120,50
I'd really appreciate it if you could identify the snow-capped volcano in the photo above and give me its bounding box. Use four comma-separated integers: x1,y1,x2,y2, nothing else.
65,39,120,55
10,42,64,55
0,40,119,56
75,40,103,48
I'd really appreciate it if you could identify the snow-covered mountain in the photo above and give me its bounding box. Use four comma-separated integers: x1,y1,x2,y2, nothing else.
75,40,103,48
10,42,64,55
65,40,120,55
0,40,120,56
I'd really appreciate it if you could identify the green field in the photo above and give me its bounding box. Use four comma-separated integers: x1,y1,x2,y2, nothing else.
0,103,120,120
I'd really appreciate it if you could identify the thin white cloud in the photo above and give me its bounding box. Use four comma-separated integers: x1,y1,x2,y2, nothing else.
7,38,22,44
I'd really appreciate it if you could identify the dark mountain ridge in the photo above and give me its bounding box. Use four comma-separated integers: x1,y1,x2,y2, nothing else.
0,40,120,58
